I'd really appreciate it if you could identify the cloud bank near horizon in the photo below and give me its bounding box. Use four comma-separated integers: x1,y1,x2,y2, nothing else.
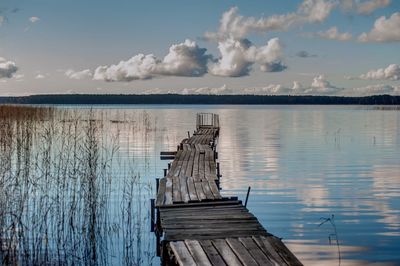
141,75,400,97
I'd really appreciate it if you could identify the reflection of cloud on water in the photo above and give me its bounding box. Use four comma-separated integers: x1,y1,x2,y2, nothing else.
369,165,400,232
213,106,400,264
285,240,396,266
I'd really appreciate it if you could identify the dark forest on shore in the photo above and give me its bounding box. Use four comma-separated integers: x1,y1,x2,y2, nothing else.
0,94,399,105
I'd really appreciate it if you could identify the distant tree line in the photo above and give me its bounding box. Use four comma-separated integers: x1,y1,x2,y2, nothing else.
0,94,399,105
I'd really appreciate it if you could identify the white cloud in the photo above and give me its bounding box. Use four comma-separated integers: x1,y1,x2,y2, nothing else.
155,39,210,77
65,69,93,80
0,16,5,26
316,26,352,41
205,1,336,40
341,0,391,15
350,84,400,96
14,74,24,82
94,54,157,81
0,57,18,79
359,64,400,80
358,12,400,42
29,16,40,23
209,37,286,77
356,0,391,15
292,81,304,90
148,76,352,96
303,75,344,94
35,74,45,79
94,39,210,81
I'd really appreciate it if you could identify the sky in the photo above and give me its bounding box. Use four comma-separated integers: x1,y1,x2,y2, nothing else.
0,0,399,96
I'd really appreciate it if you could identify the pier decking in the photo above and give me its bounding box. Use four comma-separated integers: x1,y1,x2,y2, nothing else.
154,113,302,266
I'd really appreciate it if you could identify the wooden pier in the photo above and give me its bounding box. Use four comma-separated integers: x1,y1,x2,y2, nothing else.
154,113,302,266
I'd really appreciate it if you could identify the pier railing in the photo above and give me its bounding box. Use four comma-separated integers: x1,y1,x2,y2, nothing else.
196,113,219,130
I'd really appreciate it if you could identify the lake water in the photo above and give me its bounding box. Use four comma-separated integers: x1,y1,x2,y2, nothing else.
1,105,399,265
123,105,400,266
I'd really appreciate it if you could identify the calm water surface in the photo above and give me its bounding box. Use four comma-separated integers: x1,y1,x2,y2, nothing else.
113,105,399,266
4,105,398,265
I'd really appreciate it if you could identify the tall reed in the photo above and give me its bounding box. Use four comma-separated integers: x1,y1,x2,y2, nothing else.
0,105,156,265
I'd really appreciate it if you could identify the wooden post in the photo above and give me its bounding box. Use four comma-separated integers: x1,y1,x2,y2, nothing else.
163,169,167,177
245,186,251,207
217,162,221,189
168,162,171,170
187,131,190,139
156,232,161,257
156,178,160,193
150,199,155,232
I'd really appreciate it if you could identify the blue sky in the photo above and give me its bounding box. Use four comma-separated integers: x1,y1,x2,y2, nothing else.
0,0,399,95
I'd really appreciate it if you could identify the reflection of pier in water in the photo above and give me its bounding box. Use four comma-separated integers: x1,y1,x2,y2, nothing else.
153,113,302,265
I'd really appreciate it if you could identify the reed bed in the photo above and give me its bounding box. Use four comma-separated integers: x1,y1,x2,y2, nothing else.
0,105,156,265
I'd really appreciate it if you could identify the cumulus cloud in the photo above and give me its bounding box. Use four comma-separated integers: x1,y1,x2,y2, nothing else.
29,16,40,23
205,1,336,40
341,0,391,15
316,26,352,41
359,64,400,80
0,57,18,79
296,50,317,58
94,54,157,81
209,37,286,77
156,39,210,76
358,12,400,42
65,69,93,80
303,75,344,94
94,39,211,81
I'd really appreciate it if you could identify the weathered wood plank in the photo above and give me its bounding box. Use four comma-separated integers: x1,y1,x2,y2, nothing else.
263,236,303,266
186,150,196,178
198,152,205,181
156,178,167,206
194,181,207,201
169,241,196,266
159,200,242,209
165,231,268,241
187,176,199,202
202,181,215,200
200,240,226,266
209,181,222,199
192,150,200,181
239,237,274,266
172,175,182,203
165,177,173,205
212,239,242,266
226,238,258,266
252,236,286,265
185,240,212,266
178,151,191,203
